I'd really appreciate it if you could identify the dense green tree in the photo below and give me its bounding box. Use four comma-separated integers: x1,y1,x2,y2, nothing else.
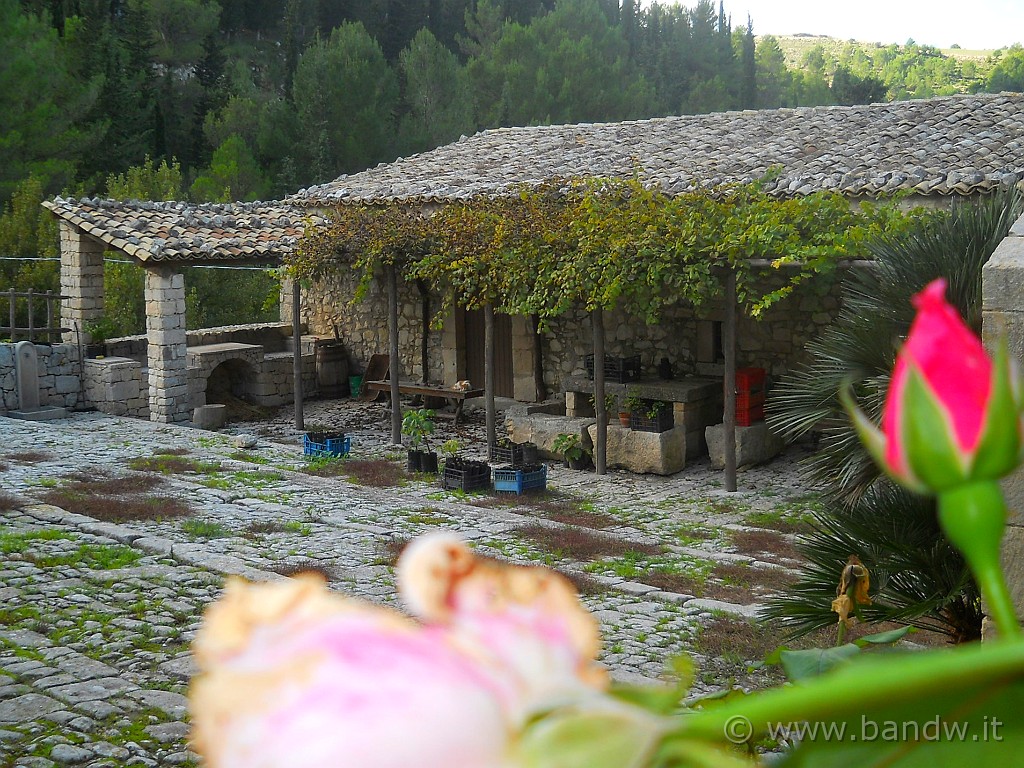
291,22,399,180
469,0,652,127
987,44,1024,91
396,28,474,155
830,65,887,105
0,0,99,200
190,133,269,201
148,0,220,67
755,34,791,107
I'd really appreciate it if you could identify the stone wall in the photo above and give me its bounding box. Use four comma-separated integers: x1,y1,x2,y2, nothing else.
299,270,446,383
105,322,300,363
0,343,82,412
541,273,844,394
83,357,149,418
982,210,1024,624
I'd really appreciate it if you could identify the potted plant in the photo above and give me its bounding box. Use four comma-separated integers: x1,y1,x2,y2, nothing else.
622,389,644,427
401,408,437,473
629,398,674,433
589,392,618,424
440,439,491,492
553,432,589,470
440,439,462,466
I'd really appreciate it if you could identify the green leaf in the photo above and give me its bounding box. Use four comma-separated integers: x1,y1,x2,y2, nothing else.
779,644,862,681
518,703,664,768
854,626,914,646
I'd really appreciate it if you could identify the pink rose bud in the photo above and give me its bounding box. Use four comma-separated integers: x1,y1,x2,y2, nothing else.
190,535,607,768
846,278,1023,492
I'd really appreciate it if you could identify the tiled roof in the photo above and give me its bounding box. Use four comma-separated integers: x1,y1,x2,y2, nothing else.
42,198,327,263
290,93,1024,207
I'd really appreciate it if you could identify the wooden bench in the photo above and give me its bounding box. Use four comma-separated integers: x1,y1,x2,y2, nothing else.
364,381,484,425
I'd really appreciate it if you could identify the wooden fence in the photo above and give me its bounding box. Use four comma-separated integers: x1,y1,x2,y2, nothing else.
1,288,70,343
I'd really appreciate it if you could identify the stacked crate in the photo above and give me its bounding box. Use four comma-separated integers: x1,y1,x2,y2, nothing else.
735,367,766,426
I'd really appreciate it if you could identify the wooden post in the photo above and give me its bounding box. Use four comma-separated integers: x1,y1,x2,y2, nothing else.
724,269,737,492
45,291,55,343
26,289,34,342
484,303,496,459
292,280,304,432
531,313,547,401
593,307,607,475
389,264,402,445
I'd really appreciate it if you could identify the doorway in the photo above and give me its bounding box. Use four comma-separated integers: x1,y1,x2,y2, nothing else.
462,308,514,398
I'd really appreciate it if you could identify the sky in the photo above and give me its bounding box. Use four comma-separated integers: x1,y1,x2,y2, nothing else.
642,0,1024,50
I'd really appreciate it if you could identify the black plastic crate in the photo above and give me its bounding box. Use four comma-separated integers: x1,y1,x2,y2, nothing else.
492,442,525,467
629,401,674,433
441,464,491,492
584,354,641,383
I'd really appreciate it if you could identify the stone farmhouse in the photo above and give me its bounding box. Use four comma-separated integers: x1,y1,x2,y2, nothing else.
6,91,1021,431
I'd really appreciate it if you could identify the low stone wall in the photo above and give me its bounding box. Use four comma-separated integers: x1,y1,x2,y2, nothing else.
0,343,83,413
105,322,301,362
0,325,319,420
84,357,149,418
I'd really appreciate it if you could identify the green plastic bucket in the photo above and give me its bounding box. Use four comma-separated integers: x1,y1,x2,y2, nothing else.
349,375,363,398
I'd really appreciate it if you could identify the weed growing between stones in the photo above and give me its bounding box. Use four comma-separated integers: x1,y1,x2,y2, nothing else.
513,523,663,562
152,446,191,456
402,507,449,525
229,451,271,464
39,488,193,522
181,519,234,539
372,537,410,567
0,490,25,509
127,453,222,475
340,459,405,488
728,528,803,562
3,450,54,464
62,470,165,495
245,519,312,536
743,507,814,534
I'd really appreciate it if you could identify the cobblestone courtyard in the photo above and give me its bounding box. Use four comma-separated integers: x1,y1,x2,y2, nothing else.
0,400,819,766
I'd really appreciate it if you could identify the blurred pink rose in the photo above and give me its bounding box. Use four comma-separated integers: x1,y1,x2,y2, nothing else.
190,534,606,768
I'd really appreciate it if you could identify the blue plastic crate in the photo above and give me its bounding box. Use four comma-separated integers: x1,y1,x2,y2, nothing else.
493,465,547,495
303,433,351,458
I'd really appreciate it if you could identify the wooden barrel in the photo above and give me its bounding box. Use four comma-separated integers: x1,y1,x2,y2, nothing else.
316,341,349,398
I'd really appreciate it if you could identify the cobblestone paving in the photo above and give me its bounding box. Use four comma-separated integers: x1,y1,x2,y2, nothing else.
0,403,819,766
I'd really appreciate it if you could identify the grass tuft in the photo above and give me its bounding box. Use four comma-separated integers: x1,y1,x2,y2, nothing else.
514,523,662,562
39,488,193,522
4,451,53,464
181,519,234,539
272,560,337,580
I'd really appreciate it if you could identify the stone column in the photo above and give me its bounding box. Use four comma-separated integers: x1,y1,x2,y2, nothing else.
144,265,190,423
981,210,1024,627
58,222,106,343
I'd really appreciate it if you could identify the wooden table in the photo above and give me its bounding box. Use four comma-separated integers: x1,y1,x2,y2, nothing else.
364,381,484,425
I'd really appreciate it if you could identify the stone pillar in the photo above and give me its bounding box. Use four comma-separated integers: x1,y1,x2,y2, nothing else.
58,222,106,343
981,210,1024,627
144,265,191,423
512,315,539,402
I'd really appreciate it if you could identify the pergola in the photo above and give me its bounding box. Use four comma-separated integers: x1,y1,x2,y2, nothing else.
42,197,327,423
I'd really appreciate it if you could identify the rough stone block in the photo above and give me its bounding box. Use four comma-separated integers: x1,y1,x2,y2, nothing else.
587,423,686,475
705,421,785,469
506,413,595,459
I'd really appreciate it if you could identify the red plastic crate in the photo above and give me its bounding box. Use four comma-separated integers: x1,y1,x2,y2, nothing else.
736,391,765,410
736,404,764,426
735,367,766,393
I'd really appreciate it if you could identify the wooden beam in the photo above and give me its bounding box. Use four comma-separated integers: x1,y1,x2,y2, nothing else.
484,303,496,459
724,269,737,492
388,264,402,445
292,280,304,432
593,307,607,474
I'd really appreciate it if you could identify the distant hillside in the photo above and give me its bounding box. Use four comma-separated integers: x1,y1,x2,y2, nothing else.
767,34,997,71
